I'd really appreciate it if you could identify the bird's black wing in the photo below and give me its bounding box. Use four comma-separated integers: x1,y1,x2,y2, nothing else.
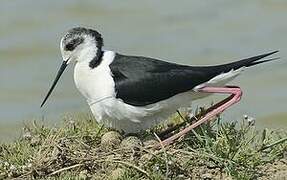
109,51,278,106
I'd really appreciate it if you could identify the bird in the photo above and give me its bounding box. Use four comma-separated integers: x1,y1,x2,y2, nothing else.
41,27,278,146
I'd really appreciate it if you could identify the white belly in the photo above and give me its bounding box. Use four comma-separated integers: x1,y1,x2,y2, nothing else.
88,91,198,133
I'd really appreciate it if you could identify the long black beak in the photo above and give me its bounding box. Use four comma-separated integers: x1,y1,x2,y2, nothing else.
40,60,68,107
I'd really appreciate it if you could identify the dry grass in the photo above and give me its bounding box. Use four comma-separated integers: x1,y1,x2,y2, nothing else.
0,112,286,179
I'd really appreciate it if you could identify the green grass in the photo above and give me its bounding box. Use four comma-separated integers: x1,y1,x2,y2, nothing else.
0,112,286,179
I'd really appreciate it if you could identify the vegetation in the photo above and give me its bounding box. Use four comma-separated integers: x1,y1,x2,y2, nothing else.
0,112,286,179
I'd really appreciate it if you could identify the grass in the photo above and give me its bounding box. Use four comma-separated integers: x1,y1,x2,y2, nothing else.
0,112,286,179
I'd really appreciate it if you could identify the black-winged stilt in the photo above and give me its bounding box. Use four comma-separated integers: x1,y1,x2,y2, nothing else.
41,27,278,146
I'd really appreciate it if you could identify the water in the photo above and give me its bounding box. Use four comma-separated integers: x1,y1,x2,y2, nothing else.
1,0,286,141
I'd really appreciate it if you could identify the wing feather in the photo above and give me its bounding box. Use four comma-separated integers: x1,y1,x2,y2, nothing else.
109,51,278,106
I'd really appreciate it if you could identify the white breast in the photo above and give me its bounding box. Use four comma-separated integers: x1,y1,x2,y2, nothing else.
74,51,116,102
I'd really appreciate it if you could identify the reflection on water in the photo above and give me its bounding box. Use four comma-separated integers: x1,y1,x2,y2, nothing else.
0,0,286,141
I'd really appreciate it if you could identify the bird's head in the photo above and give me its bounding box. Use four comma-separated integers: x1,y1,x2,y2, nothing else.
41,27,103,107
60,27,103,64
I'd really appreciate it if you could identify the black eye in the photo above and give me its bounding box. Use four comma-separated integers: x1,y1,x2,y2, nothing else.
65,37,84,51
65,42,75,51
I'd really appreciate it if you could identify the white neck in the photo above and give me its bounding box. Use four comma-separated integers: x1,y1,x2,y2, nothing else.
74,50,116,104
76,43,98,63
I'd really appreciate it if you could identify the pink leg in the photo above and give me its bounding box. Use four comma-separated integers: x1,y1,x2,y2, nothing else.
154,86,242,148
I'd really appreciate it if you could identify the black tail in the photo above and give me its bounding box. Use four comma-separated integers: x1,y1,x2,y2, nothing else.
192,50,279,76
215,50,279,72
